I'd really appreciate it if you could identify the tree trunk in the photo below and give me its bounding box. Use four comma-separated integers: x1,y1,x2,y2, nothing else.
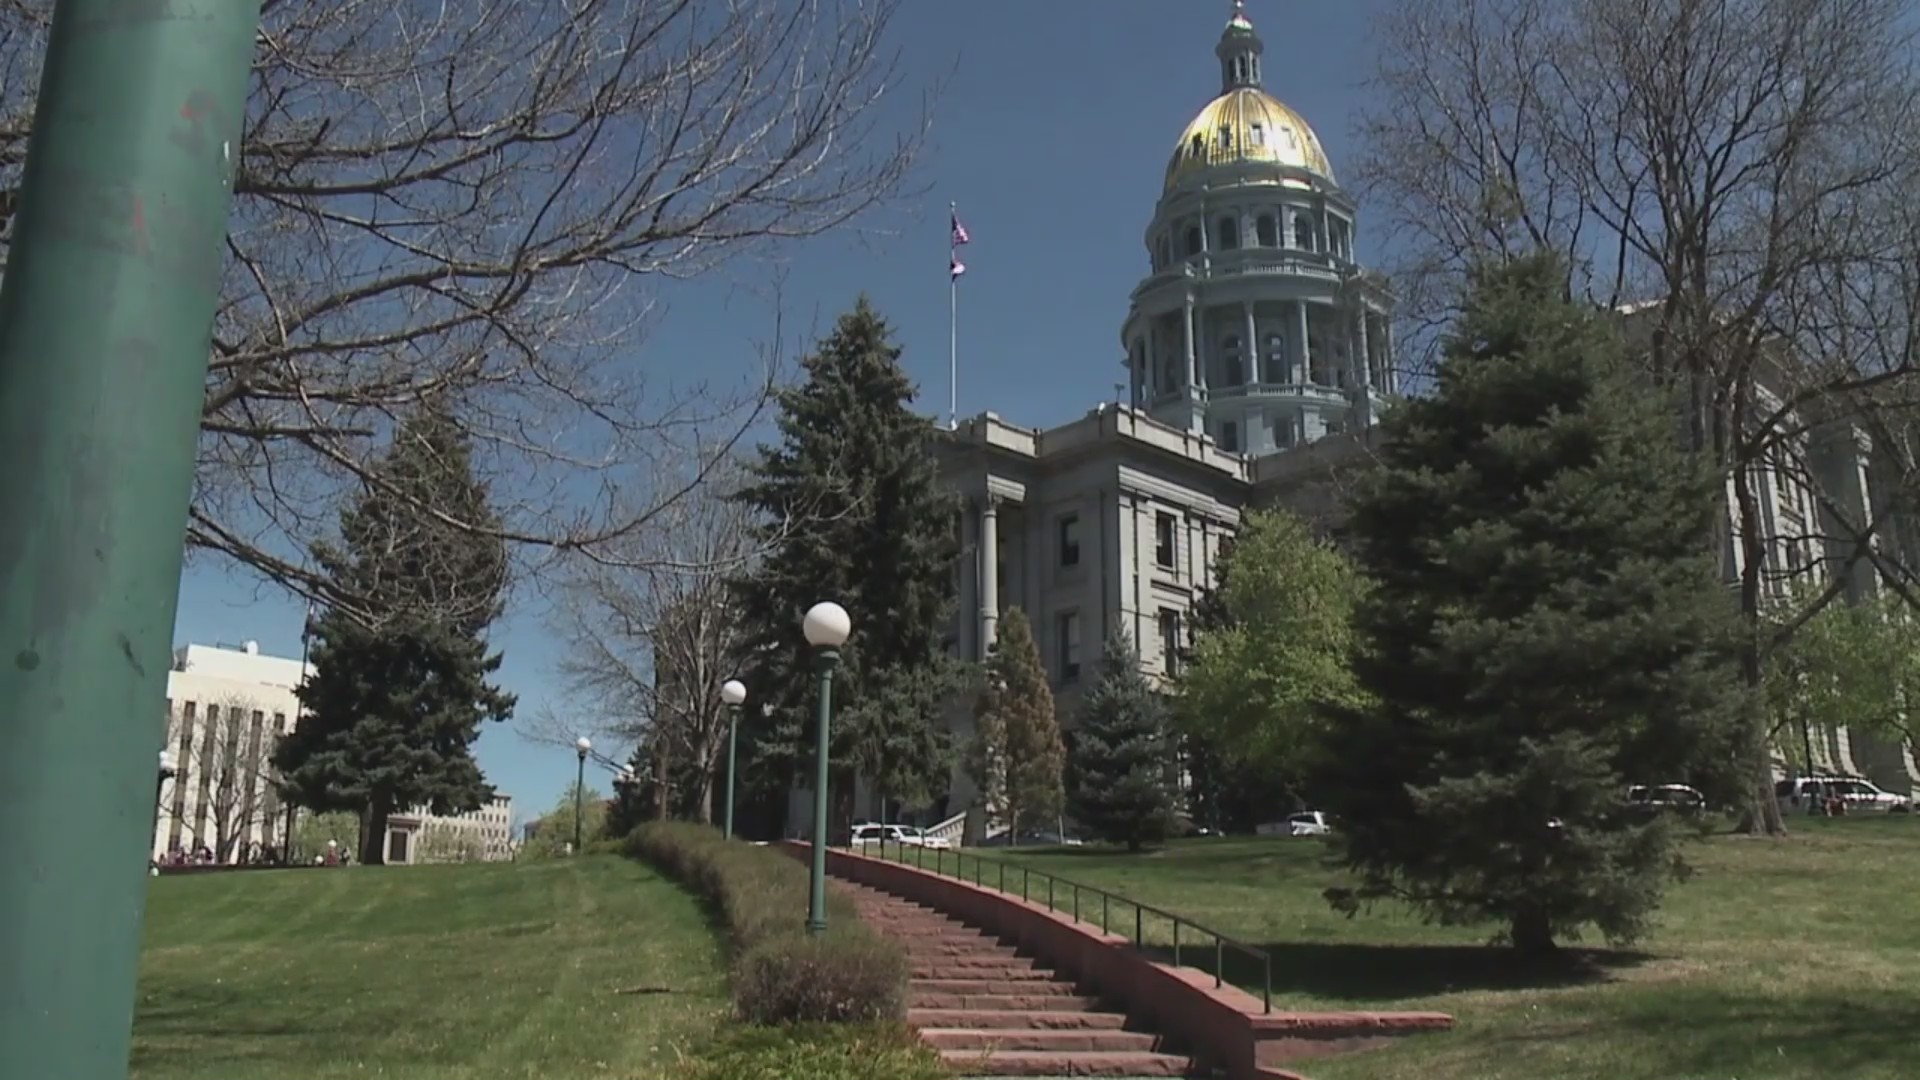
1510,909,1557,957
363,796,391,865
655,740,671,822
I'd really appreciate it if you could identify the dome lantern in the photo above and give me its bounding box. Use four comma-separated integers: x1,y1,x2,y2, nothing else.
1216,0,1263,92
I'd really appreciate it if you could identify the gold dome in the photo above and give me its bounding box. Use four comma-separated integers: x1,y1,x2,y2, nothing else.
1164,87,1334,191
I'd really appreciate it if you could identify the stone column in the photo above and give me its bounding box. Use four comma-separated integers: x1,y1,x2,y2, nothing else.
1183,295,1198,391
1296,301,1312,383
1356,309,1373,393
1243,301,1260,385
978,496,1000,656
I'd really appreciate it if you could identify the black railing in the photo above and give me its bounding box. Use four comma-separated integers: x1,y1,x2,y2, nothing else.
860,838,1272,1013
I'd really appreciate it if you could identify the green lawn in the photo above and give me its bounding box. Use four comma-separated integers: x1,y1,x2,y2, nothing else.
132,857,729,1080
952,818,1920,1080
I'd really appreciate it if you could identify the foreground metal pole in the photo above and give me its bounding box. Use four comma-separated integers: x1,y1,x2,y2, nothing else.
807,647,839,935
0,2,261,1076
724,702,740,840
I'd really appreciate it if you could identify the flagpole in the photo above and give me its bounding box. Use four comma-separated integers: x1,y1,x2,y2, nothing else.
949,201,958,431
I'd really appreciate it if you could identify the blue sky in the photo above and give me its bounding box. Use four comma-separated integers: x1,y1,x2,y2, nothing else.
171,0,1396,827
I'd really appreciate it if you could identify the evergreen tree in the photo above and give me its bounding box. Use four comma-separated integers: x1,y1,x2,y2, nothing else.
730,299,963,840
1068,630,1178,851
1314,253,1746,954
275,408,516,864
967,609,1065,839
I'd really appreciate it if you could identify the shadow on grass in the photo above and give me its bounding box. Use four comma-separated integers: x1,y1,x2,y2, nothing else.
1134,941,1654,1004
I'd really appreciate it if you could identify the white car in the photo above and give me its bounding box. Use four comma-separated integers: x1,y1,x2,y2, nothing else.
1775,776,1912,815
1257,811,1333,837
850,823,953,850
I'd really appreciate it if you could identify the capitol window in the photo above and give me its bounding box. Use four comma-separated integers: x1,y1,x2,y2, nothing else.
1250,123,1265,147
1293,214,1315,251
1256,214,1277,247
1222,334,1244,385
1216,216,1238,250
1184,225,1202,258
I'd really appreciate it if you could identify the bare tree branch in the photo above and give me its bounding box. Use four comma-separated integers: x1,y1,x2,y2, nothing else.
0,0,932,623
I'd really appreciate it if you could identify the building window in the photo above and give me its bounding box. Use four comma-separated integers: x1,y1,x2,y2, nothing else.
1293,214,1315,251
1216,216,1239,250
1220,421,1239,452
1266,334,1288,380
1158,609,1182,675
1156,237,1171,268
1256,214,1278,247
1217,124,1233,150
1223,334,1243,385
1184,225,1203,257
1251,122,1266,147
1190,133,1204,158
1057,611,1083,681
1155,512,1177,569
1058,514,1081,567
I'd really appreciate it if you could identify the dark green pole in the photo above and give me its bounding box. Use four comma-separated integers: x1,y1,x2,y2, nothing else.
0,1,262,1075
724,703,741,840
807,649,839,936
574,748,587,854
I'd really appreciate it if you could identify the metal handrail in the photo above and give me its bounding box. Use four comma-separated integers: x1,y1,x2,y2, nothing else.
860,837,1272,1013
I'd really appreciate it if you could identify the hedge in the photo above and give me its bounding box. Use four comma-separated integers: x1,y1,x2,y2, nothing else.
626,823,907,1024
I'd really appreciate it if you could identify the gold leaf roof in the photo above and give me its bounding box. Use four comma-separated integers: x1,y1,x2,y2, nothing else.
1164,88,1334,192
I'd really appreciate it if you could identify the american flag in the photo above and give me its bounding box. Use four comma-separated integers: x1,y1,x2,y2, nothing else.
951,209,971,247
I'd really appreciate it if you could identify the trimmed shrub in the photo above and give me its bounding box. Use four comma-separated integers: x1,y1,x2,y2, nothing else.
627,823,907,1023
675,1022,944,1080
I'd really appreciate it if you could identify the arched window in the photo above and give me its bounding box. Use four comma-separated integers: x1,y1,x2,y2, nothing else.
1265,334,1288,381
1156,237,1171,268
1190,133,1204,158
1216,216,1239,250
1184,226,1203,257
1222,334,1244,386
1218,125,1233,150
1293,214,1315,251
1256,214,1278,247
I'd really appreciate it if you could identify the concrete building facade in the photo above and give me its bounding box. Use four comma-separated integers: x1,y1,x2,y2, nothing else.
922,2,1920,825
155,640,515,864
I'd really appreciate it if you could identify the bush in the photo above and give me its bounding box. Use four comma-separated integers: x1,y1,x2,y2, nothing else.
627,823,907,1024
675,1023,944,1080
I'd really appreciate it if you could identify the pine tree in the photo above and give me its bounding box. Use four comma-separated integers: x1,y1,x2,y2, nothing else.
730,298,963,840
1069,630,1178,851
967,609,1065,839
274,408,516,864
1314,253,1747,954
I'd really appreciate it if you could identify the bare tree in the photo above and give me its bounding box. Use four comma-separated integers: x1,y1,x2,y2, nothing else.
547,453,765,823
1358,0,1920,832
168,694,280,863
0,0,928,623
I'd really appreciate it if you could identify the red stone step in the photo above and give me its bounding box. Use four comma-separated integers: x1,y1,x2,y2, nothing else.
910,992,1106,1012
936,1049,1197,1077
905,940,1019,957
913,977,1082,996
922,1029,1162,1054
909,1008,1130,1031
914,953,1039,971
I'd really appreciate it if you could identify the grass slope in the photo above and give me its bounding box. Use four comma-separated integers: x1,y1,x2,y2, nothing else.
964,818,1919,1080
133,857,728,1080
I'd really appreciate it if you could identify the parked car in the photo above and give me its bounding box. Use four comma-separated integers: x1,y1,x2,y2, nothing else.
978,829,1085,848
1775,775,1912,815
850,823,955,850
1257,811,1333,837
1627,783,1706,814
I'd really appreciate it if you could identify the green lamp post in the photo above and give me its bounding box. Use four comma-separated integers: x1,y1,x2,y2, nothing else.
801,601,851,936
573,736,592,854
721,678,747,840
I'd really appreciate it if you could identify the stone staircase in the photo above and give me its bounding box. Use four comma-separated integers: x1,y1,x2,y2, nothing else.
839,879,1207,1078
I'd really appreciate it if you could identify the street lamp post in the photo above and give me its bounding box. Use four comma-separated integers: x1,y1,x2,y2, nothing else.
801,601,851,936
574,736,592,855
720,679,747,840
